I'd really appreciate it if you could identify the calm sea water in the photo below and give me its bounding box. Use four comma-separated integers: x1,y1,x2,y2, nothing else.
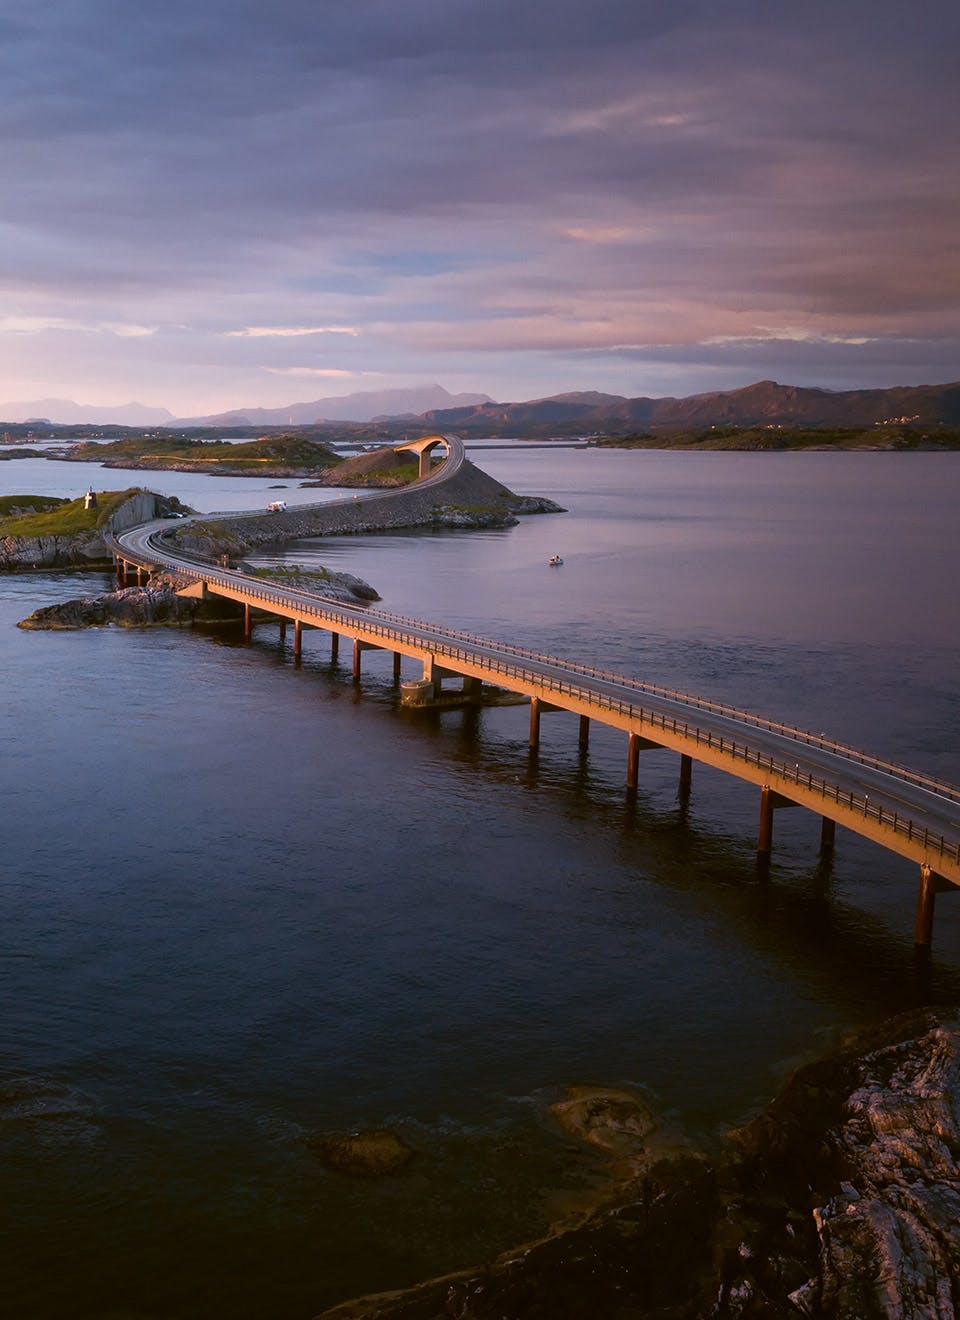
2,449,959,1319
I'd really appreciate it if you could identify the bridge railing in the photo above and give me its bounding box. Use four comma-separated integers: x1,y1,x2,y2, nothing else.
114,535,960,868
336,602,960,808
148,565,960,867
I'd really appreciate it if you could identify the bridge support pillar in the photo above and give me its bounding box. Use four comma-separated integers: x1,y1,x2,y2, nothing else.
578,715,590,749
294,620,302,662
820,817,836,854
393,652,402,684
756,787,795,857
279,618,287,642
915,865,938,950
419,451,431,479
679,754,693,795
627,733,641,789
914,866,955,950
243,603,252,641
530,697,541,750
758,786,775,856
353,639,363,681
331,632,339,662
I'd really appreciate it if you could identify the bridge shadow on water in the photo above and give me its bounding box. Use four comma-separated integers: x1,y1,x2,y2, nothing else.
205,620,960,1017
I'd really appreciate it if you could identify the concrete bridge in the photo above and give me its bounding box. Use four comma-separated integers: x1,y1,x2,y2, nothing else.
112,436,960,951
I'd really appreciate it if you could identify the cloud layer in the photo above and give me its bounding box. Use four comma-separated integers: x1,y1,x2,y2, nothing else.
1,0,957,410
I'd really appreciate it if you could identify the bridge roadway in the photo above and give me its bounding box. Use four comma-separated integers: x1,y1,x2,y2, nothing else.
112,436,960,948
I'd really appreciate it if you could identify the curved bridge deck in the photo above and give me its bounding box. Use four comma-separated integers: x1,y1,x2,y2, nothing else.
112,437,960,950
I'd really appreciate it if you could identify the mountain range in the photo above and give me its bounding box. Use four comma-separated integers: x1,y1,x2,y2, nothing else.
420,380,960,434
0,385,492,428
2,379,959,432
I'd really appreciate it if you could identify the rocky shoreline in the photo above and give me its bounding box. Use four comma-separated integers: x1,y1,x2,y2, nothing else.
316,1009,960,1320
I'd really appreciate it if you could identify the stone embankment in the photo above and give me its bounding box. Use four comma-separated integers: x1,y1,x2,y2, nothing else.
0,491,183,570
317,1009,960,1320
170,458,563,559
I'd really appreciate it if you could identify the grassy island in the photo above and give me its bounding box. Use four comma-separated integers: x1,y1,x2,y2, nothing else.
64,433,340,474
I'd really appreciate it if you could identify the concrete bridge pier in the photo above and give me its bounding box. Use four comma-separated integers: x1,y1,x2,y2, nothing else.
578,715,590,749
279,618,287,642
243,603,252,641
679,753,693,797
530,697,542,750
625,733,666,790
757,786,796,859
529,697,565,749
820,816,837,855
627,733,641,788
352,639,388,681
294,620,302,663
914,865,956,951
393,652,402,684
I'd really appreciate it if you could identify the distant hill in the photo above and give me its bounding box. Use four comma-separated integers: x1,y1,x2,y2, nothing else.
421,380,960,435
176,385,494,426
0,397,176,426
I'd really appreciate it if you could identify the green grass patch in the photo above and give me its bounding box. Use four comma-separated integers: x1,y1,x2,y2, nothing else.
0,489,141,537
0,495,69,518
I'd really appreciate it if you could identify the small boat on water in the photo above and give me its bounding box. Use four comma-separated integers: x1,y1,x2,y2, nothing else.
548,554,564,566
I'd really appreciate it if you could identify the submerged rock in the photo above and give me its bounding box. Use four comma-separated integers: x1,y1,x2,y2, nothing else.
308,1129,416,1177
550,1085,657,1165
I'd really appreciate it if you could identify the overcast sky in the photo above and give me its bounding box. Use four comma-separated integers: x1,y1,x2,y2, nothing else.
1,0,958,413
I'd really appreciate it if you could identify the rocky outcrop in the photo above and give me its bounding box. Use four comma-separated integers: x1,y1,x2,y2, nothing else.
316,1010,960,1320
246,566,380,603
17,582,238,629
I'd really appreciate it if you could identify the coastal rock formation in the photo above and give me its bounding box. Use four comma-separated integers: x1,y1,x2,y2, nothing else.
17,582,235,629
316,1010,960,1320
0,490,188,570
0,527,116,570
17,564,382,629
247,566,381,602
